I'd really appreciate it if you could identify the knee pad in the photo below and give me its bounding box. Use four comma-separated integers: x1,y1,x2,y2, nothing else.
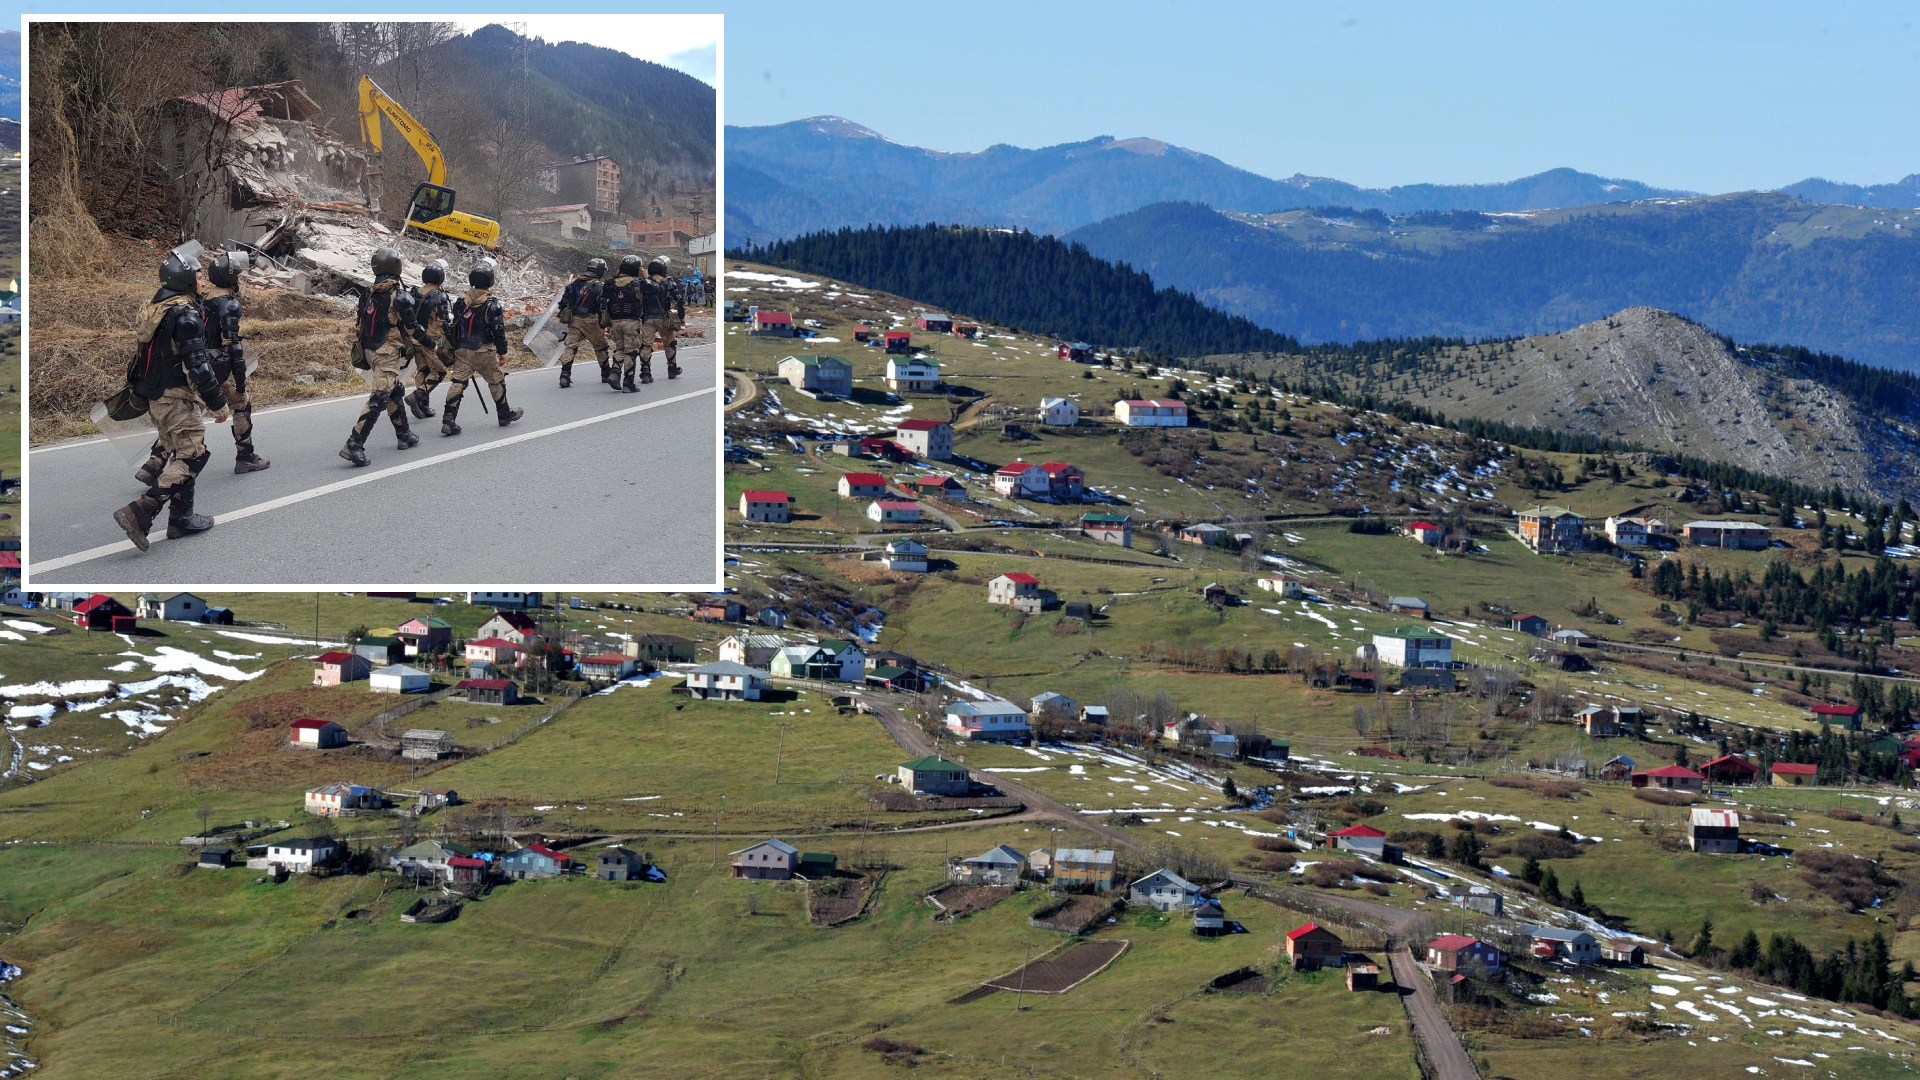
638,344,653,362
367,390,391,410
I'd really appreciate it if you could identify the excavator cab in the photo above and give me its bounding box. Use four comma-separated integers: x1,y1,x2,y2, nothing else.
408,182,457,224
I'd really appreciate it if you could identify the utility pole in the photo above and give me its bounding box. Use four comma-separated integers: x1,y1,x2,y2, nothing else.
774,723,787,784
1013,939,1031,1011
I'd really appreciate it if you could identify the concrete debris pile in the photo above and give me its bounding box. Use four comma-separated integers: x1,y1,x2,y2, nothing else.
276,224,565,315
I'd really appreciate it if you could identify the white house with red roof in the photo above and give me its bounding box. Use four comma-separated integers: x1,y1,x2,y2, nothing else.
578,653,638,683
992,461,1048,497
465,638,520,667
1115,399,1187,427
838,472,888,499
867,499,921,524
1404,520,1444,545
1326,823,1389,859
987,572,1041,607
313,651,371,686
739,490,792,523
894,418,952,460
750,309,795,337
289,718,348,749
477,610,540,646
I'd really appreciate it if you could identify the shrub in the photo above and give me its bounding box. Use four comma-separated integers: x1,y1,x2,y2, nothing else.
1487,776,1584,799
1632,788,1698,807
1826,808,1864,823
1364,882,1391,897
1257,853,1297,873
1892,840,1920,856
1251,837,1294,853
1512,835,1582,861
1746,810,1789,825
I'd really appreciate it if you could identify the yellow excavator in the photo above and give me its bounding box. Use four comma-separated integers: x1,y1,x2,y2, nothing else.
356,75,501,249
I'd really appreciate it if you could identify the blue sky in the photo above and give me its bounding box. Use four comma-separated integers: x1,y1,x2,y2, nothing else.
720,0,1918,194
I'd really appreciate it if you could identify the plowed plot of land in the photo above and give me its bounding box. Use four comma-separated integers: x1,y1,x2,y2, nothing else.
1031,893,1114,932
927,884,1011,921
983,939,1128,994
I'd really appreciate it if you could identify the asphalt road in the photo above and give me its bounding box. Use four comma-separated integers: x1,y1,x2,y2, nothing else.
27,341,721,587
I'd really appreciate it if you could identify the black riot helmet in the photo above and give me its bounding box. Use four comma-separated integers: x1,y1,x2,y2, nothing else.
585,258,607,279
617,254,644,278
207,251,245,290
159,252,200,294
421,259,446,286
371,246,402,278
469,262,496,289
647,257,670,278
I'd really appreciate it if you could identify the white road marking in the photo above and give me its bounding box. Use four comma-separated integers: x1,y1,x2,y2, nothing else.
30,385,717,574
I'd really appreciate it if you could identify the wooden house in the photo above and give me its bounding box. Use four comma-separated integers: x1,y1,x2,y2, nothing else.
730,838,800,880
1346,959,1380,991
455,678,520,705
1810,703,1863,730
1601,939,1646,966
578,654,639,684
1699,754,1758,785
1193,898,1227,936
596,846,655,882
1425,935,1503,972
1597,755,1635,782
1285,922,1345,970
1771,762,1818,787
1512,613,1551,636
1631,765,1704,793
71,594,135,632
501,843,573,879
399,728,454,761
899,756,971,795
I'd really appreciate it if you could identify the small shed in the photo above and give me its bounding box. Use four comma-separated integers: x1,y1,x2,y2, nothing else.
370,664,431,694
1346,959,1379,991
289,718,348,749
400,728,454,761
1601,939,1646,966
1193,898,1227,936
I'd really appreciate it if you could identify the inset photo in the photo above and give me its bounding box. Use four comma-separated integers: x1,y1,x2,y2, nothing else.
22,17,721,587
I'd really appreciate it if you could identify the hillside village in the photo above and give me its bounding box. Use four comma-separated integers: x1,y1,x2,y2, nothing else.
11,269,1920,1077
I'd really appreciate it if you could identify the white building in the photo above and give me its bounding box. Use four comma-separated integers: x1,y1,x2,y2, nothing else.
1256,576,1306,599
1372,626,1454,669
467,592,543,609
370,664,431,694
305,782,377,817
1130,868,1203,911
882,537,929,573
885,356,941,392
944,698,1031,741
1114,399,1188,427
135,592,207,622
1604,515,1662,546
718,633,787,668
684,661,772,701
265,837,339,874
1039,397,1080,426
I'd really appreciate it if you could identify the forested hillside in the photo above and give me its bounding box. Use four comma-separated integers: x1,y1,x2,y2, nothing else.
1066,196,1920,372
739,224,1301,357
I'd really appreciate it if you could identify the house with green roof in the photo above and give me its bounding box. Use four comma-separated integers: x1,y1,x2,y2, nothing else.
1081,512,1132,547
778,354,853,398
898,755,971,795
396,615,454,655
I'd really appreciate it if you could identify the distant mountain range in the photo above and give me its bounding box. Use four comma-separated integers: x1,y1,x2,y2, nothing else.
725,115,1920,244
1064,196,1920,373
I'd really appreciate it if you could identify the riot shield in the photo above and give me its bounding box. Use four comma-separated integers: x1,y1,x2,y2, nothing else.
89,402,161,468
522,293,566,367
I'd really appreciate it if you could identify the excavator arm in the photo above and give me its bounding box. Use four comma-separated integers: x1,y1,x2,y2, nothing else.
357,75,446,187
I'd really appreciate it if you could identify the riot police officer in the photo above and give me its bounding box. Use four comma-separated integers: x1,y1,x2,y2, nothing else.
601,254,647,393
637,256,687,382
132,250,267,485
340,247,429,467
556,257,610,388
404,259,455,419
440,261,524,435
112,251,230,551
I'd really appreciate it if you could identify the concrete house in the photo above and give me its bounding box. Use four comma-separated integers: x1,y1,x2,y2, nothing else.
627,635,697,664
1387,596,1429,618
882,537,929,572
730,838,800,880
578,654,639,683
867,499,922,524
1517,506,1587,553
1688,807,1741,853
1522,926,1599,965
739,490,792,523
305,782,377,817
779,354,853,397
719,633,787,668
993,461,1049,498
1683,520,1771,550
885,356,941,392
914,312,953,333
1404,521,1444,546
944,698,1031,741
389,839,477,881
1179,522,1228,546
1030,691,1076,720
467,591,542,610
477,611,540,646
1256,575,1307,599
953,844,1026,886
1327,823,1389,859
1632,765,1705,793
266,837,338,874
987,572,1042,608
597,846,660,882
1130,869,1203,911
894,418,953,461
684,660,772,701
501,844,573,880
466,638,520,668
1081,513,1132,547
1285,922,1345,970
1115,399,1188,427
354,636,405,666
1373,626,1453,669
1038,462,1085,500
288,718,348,749
839,472,889,499
1039,397,1080,426
751,310,796,337
396,616,453,656
899,755,970,795
1052,848,1116,891
1605,515,1658,546
455,678,520,705
369,664,431,694
137,592,207,622
313,651,371,686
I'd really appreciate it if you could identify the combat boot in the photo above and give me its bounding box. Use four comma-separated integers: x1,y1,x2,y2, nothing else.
497,397,525,426
165,489,215,539
397,429,420,450
559,363,573,389
405,387,436,419
640,357,655,384
340,440,370,467
600,359,614,385
234,453,271,474
667,357,682,380
112,494,165,552
441,401,461,437
622,369,638,393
